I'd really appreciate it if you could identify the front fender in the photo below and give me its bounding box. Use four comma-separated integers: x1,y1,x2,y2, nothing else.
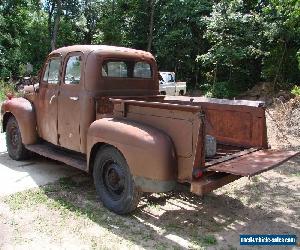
2,97,38,145
87,118,177,192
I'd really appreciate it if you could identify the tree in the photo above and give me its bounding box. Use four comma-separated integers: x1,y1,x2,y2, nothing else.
154,0,212,84
261,0,300,87
45,0,63,51
198,0,266,91
147,0,155,52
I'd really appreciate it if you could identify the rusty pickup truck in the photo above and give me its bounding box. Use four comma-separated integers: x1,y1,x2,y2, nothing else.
1,45,298,214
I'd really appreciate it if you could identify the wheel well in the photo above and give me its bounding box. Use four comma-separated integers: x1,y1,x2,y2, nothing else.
89,142,126,175
88,142,110,174
2,112,13,132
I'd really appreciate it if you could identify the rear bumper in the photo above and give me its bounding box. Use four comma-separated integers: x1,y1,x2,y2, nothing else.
191,173,241,196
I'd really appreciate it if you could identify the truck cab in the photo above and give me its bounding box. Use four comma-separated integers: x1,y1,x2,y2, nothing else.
1,45,298,214
29,45,158,153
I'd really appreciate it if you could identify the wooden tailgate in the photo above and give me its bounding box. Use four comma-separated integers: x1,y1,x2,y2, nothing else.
207,150,299,177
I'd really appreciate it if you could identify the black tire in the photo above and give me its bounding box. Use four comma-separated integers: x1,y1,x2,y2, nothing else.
6,116,31,160
93,146,142,214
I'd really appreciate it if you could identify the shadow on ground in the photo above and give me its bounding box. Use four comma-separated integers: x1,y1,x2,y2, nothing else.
18,164,298,249
1,127,299,248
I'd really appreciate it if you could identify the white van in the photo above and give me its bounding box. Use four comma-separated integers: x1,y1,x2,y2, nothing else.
159,71,186,96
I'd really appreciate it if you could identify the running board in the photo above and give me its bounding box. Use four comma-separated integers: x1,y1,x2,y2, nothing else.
25,143,87,171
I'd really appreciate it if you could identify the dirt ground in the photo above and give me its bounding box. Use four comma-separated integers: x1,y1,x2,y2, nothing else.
0,105,299,250
0,133,82,196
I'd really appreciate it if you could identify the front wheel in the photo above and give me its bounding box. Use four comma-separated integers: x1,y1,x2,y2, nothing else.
6,116,31,160
93,146,142,214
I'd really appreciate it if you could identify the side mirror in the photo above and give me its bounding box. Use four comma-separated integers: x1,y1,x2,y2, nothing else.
34,83,40,93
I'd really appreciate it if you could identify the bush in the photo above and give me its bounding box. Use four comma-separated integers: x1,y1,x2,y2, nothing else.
291,85,300,96
0,81,16,102
201,81,238,99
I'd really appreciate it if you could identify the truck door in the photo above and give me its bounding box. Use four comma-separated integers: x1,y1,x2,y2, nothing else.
37,55,61,145
57,53,82,152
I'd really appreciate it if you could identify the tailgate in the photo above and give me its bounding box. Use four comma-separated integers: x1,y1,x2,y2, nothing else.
207,150,299,177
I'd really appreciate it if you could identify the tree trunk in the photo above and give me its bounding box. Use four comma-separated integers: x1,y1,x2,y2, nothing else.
84,0,93,44
273,41,287,91
48,1,55,49
147,0,155,52
51,0,62,51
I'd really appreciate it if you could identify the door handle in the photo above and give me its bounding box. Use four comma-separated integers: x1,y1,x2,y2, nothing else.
49,94,56,104
69,96,79,101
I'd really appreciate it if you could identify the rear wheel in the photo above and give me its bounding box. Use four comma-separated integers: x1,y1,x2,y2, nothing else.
93,146,142,214
6,116,31,160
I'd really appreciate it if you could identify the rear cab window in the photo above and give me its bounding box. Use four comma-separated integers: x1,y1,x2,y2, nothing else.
102,60,152,79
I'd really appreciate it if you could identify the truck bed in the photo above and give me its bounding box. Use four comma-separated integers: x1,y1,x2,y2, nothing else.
95,95,298,194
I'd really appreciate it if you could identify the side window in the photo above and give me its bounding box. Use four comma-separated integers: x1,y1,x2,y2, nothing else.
134,62,152,78
64,55,81,84
102,61,127,77
167,73,174,82
42,57,61,84
42,62,50,82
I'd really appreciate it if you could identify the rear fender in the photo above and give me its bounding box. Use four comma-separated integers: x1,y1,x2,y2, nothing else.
87,118,177,192
1,97,38,145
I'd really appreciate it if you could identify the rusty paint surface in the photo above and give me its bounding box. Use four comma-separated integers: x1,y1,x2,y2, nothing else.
87,117,177,183
207,150,299,176
2,45,298,195
109,99,203,181
191,173,241,196
164,97,268,148
25,143,86,171
205,147,259,167
1,97,38,144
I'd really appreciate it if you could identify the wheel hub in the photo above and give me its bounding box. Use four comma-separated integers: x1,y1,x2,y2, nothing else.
9,126,19,148
104,163,125,196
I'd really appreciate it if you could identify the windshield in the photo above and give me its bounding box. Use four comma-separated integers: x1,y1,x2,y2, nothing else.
160,72,175,83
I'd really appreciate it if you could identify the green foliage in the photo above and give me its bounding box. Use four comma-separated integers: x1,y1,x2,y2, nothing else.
198,0,266,91
0,81,16,102
202,82,237,99
261,0,300,85
0,0,300,94
291,85,300,96
154,0,212,84
191,234,217,247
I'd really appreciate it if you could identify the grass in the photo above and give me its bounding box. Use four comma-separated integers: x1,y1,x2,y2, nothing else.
2,175,222,249
191,233,217,247
291,172,300,177
2,162,298,249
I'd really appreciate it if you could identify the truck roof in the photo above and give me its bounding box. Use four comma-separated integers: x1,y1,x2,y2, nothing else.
160,71,175,74
50,45,154,59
